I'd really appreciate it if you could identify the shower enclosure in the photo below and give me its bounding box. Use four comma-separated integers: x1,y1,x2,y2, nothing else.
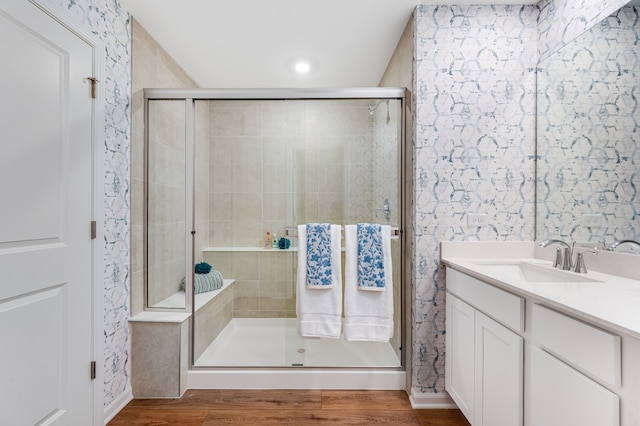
144,88,407,371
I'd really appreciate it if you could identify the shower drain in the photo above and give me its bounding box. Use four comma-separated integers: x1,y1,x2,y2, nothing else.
297,348,305,353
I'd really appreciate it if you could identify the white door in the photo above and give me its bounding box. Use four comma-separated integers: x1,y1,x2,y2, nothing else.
0,0,95,424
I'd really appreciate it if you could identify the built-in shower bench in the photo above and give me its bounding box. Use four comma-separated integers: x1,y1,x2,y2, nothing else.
129,279,235,398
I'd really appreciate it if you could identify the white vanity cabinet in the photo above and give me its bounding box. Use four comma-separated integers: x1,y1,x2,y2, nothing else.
445,268,524,426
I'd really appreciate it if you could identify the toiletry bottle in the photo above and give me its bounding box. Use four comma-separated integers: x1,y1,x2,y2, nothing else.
264,231,272,249
272,233,278,248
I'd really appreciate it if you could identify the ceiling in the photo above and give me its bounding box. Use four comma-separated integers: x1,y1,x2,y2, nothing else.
120,0,538,88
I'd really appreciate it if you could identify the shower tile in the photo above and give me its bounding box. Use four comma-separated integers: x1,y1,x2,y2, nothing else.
232,136,263,165
263,165,292,193
263,105,305,136
209,221,232,247
263,193,289,221
233,282,260,314
318,139,347,165
210,162,232,194
204,252,232,277
195,159,209,193
233,164,263,193
318,193,345,224
231,193,263,222
318,165,345,192
259,255,281,280
301,193,319,223
263,136,294,165
210,106,263,137
231,221,263,247
210,193,232,221
210,136,233,164
232,253,260,280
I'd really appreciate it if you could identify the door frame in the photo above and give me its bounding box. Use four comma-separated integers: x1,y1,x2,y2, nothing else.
30,0,106,423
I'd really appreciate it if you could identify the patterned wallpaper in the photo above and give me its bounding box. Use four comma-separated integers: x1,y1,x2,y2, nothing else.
412,4,538,394
537,5,640,243
52,0,131,410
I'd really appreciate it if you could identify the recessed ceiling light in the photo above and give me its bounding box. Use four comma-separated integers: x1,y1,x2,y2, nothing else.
294,62,311,73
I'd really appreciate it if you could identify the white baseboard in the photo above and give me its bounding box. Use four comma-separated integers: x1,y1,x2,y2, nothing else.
409,389,457,409
103,387,133,425
188,369,406,390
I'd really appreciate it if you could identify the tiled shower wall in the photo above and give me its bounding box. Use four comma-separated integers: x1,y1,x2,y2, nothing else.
207,100,383,249
537,5,639,243
204,99,398,318
410,0,631,396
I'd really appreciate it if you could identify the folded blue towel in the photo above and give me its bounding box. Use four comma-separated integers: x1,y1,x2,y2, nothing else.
180,270,224,294
357,223,385,289
306,223,333,287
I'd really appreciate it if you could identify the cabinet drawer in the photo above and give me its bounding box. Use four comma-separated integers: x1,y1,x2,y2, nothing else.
532,304,621,387
446,268,524,333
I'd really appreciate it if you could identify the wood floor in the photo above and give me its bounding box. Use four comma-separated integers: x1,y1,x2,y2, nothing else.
108,390,471,425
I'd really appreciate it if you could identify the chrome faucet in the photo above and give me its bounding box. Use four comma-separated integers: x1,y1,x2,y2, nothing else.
606,240,640,252
539,239,573,270
572,248,598,273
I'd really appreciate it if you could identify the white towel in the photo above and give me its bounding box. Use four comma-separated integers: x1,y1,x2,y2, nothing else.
344,224,393,342
296,224,343,338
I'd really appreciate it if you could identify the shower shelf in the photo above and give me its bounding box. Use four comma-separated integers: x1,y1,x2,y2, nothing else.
203,247,298,252
202,247,348,252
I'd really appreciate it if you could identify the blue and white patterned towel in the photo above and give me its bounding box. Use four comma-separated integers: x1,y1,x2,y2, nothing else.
357,223,385,289
306,223,333,287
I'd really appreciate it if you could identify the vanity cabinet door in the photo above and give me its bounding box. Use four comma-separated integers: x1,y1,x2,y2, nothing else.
475,312,523,426
529,346,619,426
446,293,475,423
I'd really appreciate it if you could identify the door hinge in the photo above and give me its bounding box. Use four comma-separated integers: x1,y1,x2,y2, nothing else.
87,77,98,99
90,361,96,380
91,221,97,239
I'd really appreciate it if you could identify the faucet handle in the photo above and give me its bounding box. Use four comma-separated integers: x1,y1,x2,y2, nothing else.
572,248,598,274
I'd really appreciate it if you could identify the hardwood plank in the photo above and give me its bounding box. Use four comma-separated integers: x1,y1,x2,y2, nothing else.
128,389,322,409
321,390,414,410
108,406,209,426
414,409,472,426
203,409,423,425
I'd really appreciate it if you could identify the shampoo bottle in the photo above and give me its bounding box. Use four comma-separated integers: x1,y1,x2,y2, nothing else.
264,231,272,249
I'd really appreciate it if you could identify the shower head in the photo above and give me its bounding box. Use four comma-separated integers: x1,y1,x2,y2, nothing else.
367,100,390,124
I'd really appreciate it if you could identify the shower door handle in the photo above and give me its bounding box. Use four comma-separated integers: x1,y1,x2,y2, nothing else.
377,198,391,221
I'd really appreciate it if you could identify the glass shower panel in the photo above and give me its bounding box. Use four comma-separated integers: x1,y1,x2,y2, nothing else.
146,100,187,309
190,97,403,368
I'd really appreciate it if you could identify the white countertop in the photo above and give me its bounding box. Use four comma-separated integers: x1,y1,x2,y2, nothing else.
441,242,640,340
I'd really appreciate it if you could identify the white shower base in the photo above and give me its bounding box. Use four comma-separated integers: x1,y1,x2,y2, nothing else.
195,318,401,368
189,318,405,390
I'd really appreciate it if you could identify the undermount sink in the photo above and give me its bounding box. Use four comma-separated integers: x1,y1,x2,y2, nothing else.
471,261,603,283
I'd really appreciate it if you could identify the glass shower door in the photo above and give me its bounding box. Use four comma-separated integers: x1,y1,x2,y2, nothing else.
183,95,403,368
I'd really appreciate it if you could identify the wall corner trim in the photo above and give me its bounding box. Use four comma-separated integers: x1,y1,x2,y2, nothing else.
409,389,457,409
103,387,132,425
